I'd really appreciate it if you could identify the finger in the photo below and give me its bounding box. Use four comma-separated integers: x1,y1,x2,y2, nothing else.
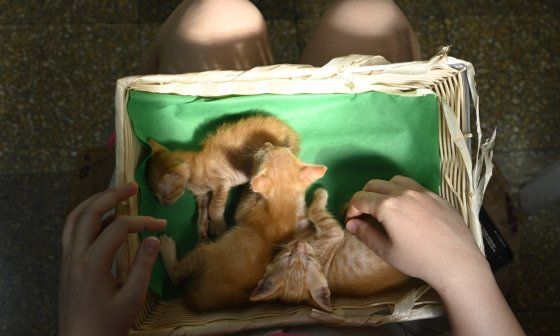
345,191,388,220
100,213,116,232
89,216,167,272
389,175,426,192
363,179,404,195
346,218,390,260
62,191,106,258
73,183,138,254
116,237,160,306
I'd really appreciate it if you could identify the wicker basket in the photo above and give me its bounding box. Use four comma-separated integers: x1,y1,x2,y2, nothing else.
113,48,494,335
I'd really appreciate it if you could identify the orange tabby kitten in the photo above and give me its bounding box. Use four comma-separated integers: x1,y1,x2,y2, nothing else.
158,144,327,311
147,115,299,239
250,188,409,312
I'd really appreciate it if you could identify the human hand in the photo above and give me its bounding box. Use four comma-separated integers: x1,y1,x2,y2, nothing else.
59,183,166,336
345,175,489,291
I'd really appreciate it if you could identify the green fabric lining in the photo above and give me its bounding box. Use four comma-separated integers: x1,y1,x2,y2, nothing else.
127,89,440,299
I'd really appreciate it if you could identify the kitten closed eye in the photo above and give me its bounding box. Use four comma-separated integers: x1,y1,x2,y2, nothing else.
253,188,409,311
158,145,327,311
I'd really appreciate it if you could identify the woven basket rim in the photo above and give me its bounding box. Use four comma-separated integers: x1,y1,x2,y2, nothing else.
113,50,494,335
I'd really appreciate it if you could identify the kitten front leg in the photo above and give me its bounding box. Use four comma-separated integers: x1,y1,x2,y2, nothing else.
307,188,344,273
208,186,230,237
307,188,344,240
159,235,182,285
159,235,202,285
195,193,210,240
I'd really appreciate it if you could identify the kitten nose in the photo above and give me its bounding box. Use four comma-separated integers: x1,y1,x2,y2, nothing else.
295,241,306,254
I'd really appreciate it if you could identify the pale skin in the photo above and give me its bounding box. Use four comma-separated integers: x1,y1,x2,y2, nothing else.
345,175,525,336
59,177,526,335
58,183,166,336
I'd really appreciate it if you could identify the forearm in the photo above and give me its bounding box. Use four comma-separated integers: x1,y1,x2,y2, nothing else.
344,177,526,335
434,263,525,336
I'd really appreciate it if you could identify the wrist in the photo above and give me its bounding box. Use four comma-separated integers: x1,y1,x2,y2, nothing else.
428,258,525,336
429,255,493,296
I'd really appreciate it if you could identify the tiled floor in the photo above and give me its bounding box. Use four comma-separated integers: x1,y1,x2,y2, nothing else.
0,173,71,335
0,0,558,335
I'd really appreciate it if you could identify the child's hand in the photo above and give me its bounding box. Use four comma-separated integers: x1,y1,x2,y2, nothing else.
345,175,489,291
59,183,166,336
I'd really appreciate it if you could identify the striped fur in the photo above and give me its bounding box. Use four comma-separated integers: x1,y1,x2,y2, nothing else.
146,115,299,239
252,188,409,311
159,146,327,311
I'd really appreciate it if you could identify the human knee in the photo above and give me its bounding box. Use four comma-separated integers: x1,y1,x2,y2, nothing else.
173,0,268,43
325,0,410,37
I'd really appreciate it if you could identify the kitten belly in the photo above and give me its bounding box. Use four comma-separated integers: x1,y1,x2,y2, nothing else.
202,166,249,190
327,247,408,297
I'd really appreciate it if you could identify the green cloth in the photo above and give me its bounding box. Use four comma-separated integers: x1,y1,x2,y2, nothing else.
127,89,440,299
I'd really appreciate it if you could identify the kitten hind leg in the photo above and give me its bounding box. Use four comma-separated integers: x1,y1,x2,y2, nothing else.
195,193,210,240
208,186,230,237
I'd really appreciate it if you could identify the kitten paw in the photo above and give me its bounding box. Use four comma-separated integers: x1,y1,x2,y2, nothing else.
198,227,209,241
159,234,177,263
312,188,328,208
209,218,227,237
159,234,176,250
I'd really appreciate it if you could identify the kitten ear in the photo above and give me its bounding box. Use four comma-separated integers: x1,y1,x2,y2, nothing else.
250,170,268,193
250,277,280,302
306,266,333,312
299,164,327,185
172,162,190,177
309,286,333,312
148,138,169,154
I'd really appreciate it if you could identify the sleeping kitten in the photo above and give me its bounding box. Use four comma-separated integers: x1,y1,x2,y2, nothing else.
250,188,409,312
147,115,299,239
158,143,327,311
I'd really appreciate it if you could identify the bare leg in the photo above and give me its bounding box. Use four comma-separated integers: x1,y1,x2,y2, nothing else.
300,0,421,66
140,0,274,74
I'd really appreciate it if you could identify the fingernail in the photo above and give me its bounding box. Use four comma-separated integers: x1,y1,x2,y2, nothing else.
346,220,358,233
152,217,167,225
144,238,160,253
